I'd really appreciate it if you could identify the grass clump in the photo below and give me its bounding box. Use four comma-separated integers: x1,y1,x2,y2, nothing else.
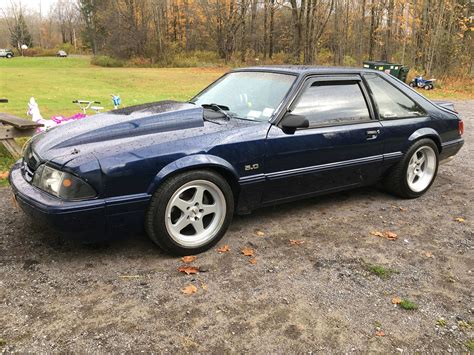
399,299,418,310
465,339,474,351
364,263,398,280
91,55,124,67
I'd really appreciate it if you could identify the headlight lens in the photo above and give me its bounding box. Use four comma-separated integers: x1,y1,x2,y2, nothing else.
32,165,97,200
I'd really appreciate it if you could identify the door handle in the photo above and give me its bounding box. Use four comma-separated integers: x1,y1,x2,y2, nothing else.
366,129,380,140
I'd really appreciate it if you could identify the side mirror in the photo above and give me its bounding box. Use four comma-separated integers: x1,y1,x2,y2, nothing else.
281,113,309,134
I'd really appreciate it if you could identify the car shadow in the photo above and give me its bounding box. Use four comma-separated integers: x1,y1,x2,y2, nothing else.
15,184,400,261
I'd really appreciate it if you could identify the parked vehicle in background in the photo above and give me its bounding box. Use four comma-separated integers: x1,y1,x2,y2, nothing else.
0,49,14,58
57,50,68,57
363,61,410,83
410,75,436,90
9,66,464,255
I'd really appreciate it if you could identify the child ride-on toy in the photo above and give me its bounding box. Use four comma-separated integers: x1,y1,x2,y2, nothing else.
409,75,436,90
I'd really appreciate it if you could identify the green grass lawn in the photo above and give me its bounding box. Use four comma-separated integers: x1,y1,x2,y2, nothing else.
0,56,226,118
0,56,472,185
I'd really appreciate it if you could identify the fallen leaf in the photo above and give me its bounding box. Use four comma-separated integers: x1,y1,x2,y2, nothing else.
182,284,197,295
370,230,398,240
391,297,402,304
385,231,398,240
241,246,255,257
289,239,305,245
399,207,407,212
375,330,385,337
181,255,197,263
217,245,230,253
178,265,199,275
0,171,9,179
200,281,208,291
255,230,265,237
249,258,257,265
370,231,384,238
422,251,434,258
454,217,465,223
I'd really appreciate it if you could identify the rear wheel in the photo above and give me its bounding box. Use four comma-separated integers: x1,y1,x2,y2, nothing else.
6,54,12,58
384,139,439,198
145,170,234,255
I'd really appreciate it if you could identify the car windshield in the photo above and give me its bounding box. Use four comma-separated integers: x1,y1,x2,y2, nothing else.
191,71,296,121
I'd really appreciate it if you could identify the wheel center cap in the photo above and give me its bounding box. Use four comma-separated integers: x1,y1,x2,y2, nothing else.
190,206,199,216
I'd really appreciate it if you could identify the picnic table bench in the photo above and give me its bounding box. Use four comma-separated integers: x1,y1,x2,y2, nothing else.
0,99,43,159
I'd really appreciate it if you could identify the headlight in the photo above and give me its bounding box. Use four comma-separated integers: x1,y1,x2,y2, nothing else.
32,165,97,200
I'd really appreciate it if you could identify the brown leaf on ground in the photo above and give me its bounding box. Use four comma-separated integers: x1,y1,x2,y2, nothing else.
370,231,384,238
255,230,265,237
178,265,199,275
385,231,398,240
454,217,465,223
182,284,197,295
391,297,402,304
399,207,407,212
217,245,230,253
181,255,197,263
422,251,434,258
370,231,398,240
249,258,257,265
0,171,9,179
375,330,385,337
289,239,305,246
241,246,255,257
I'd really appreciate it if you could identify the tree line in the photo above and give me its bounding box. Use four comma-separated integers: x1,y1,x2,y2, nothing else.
1,0,473,75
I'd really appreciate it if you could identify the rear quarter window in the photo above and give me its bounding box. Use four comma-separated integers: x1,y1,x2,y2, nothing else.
364,74,426,119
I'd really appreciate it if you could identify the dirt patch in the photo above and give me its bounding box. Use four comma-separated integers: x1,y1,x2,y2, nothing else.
1,101,473,352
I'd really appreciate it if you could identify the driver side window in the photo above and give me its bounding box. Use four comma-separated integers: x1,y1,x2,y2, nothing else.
291,81,371,127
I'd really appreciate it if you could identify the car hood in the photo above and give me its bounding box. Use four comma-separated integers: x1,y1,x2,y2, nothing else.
28,100,261,168
32,100,203,151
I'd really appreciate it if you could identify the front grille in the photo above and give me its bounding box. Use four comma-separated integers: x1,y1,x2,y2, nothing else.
22,144,40,183
23,163,35,182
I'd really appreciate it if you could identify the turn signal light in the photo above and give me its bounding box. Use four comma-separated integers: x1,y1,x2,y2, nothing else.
458,120,464,136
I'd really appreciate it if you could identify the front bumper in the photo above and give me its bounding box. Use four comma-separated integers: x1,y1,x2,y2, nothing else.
9,162,150,238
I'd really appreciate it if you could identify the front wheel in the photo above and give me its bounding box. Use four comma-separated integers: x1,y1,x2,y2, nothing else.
145,170,234,255
384,139,439,198
6,54,12,58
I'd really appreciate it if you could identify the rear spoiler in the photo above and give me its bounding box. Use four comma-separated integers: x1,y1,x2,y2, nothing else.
433,100,456,112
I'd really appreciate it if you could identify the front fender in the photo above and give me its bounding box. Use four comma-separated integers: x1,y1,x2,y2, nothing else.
146,154,239,194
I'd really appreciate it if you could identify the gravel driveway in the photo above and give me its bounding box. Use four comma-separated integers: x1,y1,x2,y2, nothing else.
1,101,473,352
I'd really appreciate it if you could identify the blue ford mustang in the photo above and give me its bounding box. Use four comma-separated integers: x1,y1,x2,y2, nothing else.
10,66,464,255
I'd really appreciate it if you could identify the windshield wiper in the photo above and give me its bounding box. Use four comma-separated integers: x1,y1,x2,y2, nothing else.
201,103,232,121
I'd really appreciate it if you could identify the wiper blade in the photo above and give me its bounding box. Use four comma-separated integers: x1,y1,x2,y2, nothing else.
201,103,232,121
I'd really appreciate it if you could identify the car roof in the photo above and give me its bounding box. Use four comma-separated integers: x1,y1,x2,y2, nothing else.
232,65,379,76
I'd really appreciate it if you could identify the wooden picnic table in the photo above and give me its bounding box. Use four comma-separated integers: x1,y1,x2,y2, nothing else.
0,112,43,159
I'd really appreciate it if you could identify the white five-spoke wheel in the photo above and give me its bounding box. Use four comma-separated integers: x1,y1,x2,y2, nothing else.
165,180,226,248
406,146,437,192
146,170,234,255
384,138,439,199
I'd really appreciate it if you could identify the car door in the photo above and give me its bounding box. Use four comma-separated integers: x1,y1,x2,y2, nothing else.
262,75,384,204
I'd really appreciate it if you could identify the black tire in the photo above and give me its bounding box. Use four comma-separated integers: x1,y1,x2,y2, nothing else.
145,170,234,255
6,54,12,58
409,82,415,87
384,138,439,199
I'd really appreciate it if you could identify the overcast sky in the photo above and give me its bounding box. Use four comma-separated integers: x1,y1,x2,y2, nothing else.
0,0,59,14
